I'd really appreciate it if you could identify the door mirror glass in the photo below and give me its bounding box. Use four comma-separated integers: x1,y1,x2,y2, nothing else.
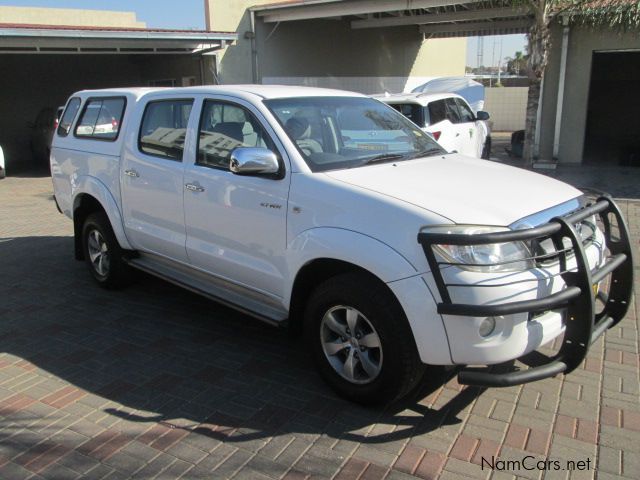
230,147,279,176
476,111,490,121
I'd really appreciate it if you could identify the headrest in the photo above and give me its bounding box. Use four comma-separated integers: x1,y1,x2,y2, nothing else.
212,122,244,142
284,117,311,140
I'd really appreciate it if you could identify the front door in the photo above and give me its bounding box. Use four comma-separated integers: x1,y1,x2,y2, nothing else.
453,97,484,158
183,97,290,298
120,97,196,262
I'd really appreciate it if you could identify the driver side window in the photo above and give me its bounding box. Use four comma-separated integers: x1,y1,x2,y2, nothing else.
197,100,275,170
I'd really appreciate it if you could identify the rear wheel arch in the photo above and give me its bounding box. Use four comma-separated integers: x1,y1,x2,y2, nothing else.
73,194,107,260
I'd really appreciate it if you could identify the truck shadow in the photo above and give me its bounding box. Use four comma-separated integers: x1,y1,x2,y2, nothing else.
0,235,487,453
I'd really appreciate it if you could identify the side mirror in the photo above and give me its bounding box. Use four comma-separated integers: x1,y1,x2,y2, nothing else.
476,111,490,121
230,147,279,176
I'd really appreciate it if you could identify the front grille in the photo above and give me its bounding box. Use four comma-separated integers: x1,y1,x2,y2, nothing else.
532,216,598,267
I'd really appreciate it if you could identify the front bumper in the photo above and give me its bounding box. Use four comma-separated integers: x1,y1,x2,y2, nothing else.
417,196,634,387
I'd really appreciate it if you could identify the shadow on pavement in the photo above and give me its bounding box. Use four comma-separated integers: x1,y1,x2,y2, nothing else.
0,235,486,456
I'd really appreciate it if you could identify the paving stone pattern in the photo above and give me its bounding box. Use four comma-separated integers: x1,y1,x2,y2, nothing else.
0,176,639,479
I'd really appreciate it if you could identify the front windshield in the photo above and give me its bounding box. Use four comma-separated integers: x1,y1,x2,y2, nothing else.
264,96,446,172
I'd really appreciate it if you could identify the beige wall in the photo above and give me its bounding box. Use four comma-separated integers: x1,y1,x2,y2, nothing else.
484,87,528,131
207,0,285,83
0,6,146,28
206,1,465,84
539,24,640,163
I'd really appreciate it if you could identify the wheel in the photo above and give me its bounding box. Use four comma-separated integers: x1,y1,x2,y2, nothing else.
481,136,492,160
305,272,425,405
82,212,131,289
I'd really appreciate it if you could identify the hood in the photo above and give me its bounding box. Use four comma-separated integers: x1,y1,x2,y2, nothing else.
325,154,582,226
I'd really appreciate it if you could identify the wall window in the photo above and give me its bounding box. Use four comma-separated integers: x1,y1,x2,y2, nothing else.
75,98,126,141
139,99,194,161
57,98,81,136
197,100,274,170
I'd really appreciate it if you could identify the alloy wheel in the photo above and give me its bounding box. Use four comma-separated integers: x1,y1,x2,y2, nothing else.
320,305,383,384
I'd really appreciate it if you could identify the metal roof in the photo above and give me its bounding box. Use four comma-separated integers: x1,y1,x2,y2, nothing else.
251,0,533,37
0,23,237,54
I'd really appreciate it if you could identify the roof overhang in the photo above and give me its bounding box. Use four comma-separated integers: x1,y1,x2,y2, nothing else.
0,24,237,54
252,0,532,37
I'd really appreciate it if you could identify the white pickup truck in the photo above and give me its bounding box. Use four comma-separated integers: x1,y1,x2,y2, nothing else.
51,85,633,404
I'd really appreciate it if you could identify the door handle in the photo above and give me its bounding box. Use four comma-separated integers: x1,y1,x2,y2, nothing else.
185,183,205,193
124,169,139,178
455,133,460,137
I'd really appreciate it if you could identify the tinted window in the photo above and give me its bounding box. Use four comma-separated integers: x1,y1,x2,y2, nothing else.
139,99,194,161
388,103,425,127
445,98,462,124
75,98,125,140
57,98,81,136
455,98,475,123
197,100,275,170
427,100,447,125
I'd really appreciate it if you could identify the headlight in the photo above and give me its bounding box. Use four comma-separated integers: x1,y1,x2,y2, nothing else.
422,225,534,273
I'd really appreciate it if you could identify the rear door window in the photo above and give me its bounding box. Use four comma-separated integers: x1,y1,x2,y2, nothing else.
75,97,126,141
139,99,194,161
427,100,447,125
57,97,81,136
388,103,424,127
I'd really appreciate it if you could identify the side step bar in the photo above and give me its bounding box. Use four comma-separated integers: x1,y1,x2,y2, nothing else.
125,255,289,327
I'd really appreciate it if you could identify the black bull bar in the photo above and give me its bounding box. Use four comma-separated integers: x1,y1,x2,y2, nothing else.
417,196,634,387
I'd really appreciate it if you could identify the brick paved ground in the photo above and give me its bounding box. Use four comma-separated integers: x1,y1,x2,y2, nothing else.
0,175,639,480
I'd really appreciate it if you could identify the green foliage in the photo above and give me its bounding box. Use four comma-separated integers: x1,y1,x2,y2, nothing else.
568,1,640,30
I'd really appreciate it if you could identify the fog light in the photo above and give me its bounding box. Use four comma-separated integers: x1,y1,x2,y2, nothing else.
479,317,497,337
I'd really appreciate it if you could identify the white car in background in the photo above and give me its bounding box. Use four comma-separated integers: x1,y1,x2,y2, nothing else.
376,92,492,159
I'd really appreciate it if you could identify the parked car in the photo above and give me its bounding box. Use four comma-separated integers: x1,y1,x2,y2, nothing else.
375,92,492,159
51,86,632,404
28,107,56,167
410,76,485,113
0,144,5,179
53,106,65,131
75,100,121,138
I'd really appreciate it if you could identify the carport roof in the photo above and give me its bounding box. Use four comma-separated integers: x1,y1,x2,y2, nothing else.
251,0,532,37
0,23,237,54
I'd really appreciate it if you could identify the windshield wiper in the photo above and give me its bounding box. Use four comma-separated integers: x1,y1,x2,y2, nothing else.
361,153,407,165
411,147,445,158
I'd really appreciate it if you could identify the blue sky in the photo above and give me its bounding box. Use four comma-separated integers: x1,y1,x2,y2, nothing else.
0,0,207,29
2,1,527,67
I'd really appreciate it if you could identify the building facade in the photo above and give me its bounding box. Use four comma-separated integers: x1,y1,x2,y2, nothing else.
0,6,234,174
538,22,640,165
206,0,467,92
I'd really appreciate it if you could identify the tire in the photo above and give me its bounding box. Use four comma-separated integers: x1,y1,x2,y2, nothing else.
481,136,492,160
81,212,131,289
305,272,425,405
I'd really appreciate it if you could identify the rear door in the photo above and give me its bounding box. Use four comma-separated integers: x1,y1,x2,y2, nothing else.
120,96,195,262
424,99,457,152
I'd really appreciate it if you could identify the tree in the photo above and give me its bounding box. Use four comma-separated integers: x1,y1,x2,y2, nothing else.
519,0,640,163
506,50,527,75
